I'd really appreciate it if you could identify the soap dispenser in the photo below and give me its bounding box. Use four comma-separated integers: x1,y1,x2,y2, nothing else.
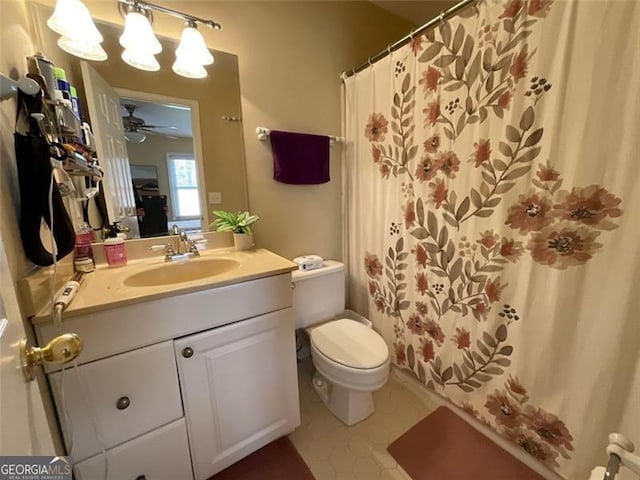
104,224,127,267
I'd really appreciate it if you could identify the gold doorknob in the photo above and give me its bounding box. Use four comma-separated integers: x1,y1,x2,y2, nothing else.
20,333,83,382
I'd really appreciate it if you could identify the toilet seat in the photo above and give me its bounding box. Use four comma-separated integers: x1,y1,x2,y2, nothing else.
310,319,388,370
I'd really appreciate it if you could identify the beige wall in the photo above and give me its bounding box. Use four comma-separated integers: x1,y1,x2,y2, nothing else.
126,135,194,220
31,0,413,261
0,0,39,283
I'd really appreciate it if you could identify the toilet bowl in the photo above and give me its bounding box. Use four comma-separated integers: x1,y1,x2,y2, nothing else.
292,261,390,425
308,318,390,425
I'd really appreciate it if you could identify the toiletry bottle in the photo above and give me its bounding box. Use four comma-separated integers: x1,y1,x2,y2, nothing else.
104,225,127,267
69,86,83,120
26,57,51,99
31,53,55,100
74,222,94,260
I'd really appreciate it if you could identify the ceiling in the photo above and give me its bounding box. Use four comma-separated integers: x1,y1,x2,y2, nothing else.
119,97,193,139
370,0,460,26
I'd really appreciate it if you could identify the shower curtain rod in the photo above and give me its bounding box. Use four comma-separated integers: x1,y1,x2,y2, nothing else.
342,0,478,79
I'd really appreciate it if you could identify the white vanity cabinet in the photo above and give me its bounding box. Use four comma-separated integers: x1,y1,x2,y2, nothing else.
175,308,299,479
34,272,300,480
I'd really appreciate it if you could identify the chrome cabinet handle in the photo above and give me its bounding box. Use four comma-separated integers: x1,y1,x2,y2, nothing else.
182,347,194,358
116,396,131,410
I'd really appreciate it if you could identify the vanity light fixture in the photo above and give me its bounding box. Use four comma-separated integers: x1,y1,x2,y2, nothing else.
47,0,221,75
119,3,162,70
176,22,214,65
47,0,107,61
172,58,207,79
121,49,160,72
119,11,162,54
172,21,214,79
58,37,108,62
171,21,213,78
118,0,220,78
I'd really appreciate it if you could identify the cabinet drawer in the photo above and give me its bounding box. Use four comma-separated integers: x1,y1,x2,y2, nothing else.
74,418,193,480
49,341,183,461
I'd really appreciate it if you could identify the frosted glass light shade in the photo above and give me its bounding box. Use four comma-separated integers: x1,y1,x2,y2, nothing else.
119,12,162,55
48,0,103,44
58,37,107,61
121,49,160,72
124,131,146,143
172,58,207,79
175,26,214,66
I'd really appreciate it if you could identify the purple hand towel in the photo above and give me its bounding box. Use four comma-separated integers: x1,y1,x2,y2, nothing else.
270,130,330,184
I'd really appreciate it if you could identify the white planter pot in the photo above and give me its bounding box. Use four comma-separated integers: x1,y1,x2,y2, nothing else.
233,233,254,251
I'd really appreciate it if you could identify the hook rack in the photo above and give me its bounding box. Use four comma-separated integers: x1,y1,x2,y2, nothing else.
0,73,40,101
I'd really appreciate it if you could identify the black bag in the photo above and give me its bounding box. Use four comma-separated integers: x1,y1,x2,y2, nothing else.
14,90,76,266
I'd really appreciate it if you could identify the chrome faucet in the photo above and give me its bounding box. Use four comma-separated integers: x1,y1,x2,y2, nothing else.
161,225,200,261
170,224,190,254
178,230,190,254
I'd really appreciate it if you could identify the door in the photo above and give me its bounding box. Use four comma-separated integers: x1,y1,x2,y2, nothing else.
0,233,55,455
175,308,300,479
80,61,139,237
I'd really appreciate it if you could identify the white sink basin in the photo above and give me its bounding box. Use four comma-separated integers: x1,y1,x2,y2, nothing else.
123,257,240,287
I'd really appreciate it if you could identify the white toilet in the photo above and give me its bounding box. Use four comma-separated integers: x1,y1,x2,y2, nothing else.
292,260,390,425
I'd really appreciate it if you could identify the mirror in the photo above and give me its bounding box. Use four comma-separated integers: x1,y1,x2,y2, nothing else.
120,95,203,237
30,2,248,240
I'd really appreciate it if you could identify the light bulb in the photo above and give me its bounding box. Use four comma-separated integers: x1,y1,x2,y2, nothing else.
119,11,162,55
48,0,103,44
175,25,214,66
172,58,207,79
121,49,160,72
58,37,107,61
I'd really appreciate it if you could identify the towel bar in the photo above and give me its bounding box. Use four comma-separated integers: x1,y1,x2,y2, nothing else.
256,127,344,146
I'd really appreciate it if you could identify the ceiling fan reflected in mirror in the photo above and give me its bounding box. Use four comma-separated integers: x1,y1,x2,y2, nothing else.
122,104,178,143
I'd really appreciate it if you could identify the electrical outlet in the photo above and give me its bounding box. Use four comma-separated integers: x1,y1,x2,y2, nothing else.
208,192,222,204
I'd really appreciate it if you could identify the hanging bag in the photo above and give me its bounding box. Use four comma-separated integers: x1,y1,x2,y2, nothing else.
14,89,76,266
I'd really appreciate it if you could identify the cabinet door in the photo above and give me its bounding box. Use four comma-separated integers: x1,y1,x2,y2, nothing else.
175,308,300,480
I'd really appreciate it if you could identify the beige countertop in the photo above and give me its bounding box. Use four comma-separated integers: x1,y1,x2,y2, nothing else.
27,248,297,324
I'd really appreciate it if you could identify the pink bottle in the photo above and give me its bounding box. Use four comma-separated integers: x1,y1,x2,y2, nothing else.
104,235,127,267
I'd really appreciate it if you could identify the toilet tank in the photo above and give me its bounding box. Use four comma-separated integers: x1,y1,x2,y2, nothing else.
291,260,345,329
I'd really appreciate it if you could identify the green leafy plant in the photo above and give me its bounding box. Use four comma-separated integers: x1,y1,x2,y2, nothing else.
210,210,260,234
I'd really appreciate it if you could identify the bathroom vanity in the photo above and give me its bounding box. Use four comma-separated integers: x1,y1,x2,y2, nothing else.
26,248,300,480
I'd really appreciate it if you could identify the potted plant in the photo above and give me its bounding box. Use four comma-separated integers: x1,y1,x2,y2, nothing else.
210,210,260,251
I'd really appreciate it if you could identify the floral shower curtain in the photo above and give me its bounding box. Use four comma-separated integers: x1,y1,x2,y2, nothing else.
343,0,640,478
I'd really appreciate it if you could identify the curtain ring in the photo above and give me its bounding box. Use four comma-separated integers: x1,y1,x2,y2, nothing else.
439,11,446,25
387,43,392,55
368,57,373,67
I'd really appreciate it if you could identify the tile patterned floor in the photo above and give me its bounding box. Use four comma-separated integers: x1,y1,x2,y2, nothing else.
289,358,439,480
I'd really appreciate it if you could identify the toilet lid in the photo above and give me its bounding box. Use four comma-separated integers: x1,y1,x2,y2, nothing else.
310,319,389,369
